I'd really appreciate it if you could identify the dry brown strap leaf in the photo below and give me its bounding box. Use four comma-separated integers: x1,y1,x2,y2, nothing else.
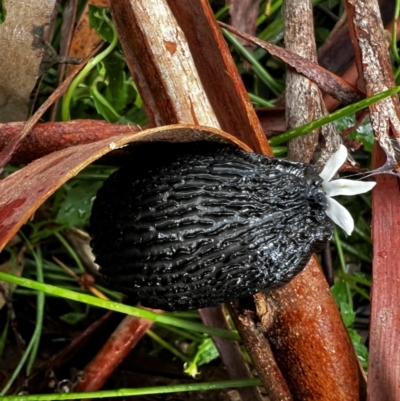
0,124,250,251
219,21,364,105
370,146,400,401
115,0,271,155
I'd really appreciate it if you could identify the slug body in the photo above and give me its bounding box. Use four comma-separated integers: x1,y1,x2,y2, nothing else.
90,142,333,311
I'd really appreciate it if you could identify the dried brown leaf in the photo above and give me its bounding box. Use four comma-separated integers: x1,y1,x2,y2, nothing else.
0,125,250,251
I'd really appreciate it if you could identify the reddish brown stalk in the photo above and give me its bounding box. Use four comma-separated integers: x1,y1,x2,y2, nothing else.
257,257,359,400
0,120,142,164
0,111,284,165
75,315,153,391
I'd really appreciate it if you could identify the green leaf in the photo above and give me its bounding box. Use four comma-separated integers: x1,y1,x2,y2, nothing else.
59,312,87,325
184,338,219,378
55,181,102,227
102,54,127,110
88,5,114,43
338,301,355,327
331,279,348,306
196,338,219,366
90,85,121,123
348,328,369,368
348,121,374,153
334,115,374,152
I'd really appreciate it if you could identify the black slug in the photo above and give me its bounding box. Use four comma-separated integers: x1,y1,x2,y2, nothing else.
90,142,333,311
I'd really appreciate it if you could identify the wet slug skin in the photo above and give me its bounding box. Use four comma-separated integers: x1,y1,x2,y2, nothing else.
89,142,374,311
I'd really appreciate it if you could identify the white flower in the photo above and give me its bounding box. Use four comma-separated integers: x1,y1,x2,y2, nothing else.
319,145,376,236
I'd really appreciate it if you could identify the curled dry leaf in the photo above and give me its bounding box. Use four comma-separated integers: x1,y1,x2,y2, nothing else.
0,125,250,251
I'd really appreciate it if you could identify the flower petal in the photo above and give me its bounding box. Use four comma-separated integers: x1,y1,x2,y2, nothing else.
323,179,376,197
319,145,348,183
325,197,354,235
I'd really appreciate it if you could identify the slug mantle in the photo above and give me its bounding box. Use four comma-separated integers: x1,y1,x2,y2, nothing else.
90,142,339,311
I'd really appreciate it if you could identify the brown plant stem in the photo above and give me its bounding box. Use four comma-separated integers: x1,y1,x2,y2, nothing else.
75,315,153,391
0,120,142,165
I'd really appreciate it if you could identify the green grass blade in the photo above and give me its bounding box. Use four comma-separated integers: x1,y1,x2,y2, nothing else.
1,378,262,400
269,86,400,146
222,29,283,95
1,246,45,395
0,272,240,341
